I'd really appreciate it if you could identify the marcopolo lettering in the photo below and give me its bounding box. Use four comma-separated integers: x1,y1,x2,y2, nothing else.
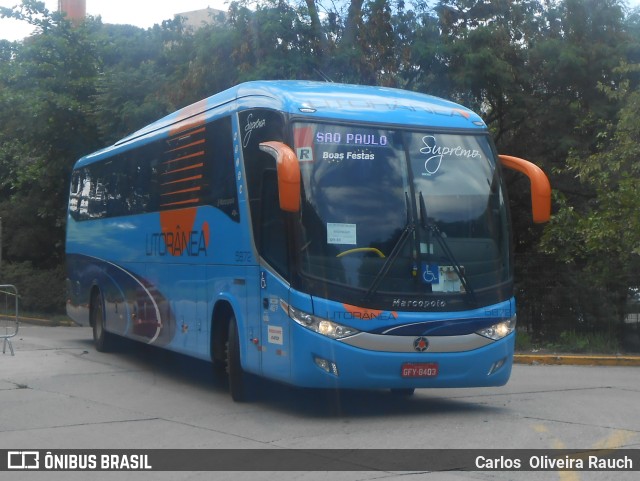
392,298,447,309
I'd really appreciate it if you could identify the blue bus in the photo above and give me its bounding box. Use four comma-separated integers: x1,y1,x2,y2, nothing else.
66,81,551,401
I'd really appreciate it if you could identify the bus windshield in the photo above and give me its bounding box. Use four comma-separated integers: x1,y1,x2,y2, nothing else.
293,122,511,306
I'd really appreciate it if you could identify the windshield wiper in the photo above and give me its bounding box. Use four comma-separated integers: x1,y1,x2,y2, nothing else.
419,192,477,306
364,192,416,301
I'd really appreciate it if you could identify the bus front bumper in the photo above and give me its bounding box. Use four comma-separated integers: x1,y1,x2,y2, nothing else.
285,325,515,390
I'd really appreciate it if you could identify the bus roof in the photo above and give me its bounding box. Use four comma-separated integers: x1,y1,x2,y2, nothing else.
77,81,487,167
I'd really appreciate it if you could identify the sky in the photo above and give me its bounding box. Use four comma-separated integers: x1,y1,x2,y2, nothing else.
2,0,640,42
0,0,230,41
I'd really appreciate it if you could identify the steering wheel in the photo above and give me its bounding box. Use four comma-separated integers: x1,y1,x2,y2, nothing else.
337,247,386,258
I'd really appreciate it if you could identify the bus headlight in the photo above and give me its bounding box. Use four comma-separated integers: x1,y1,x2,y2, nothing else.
476,316,516,341
283,302,360,339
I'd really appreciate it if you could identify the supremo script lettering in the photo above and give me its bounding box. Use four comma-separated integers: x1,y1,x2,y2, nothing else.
420,135,481,176
243,114,267,148
146,230,208,257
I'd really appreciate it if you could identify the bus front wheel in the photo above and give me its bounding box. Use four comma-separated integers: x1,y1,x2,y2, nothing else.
226,315,252,402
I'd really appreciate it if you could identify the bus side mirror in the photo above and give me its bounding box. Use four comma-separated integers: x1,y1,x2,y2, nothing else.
259,141,301,213
499,155,551,223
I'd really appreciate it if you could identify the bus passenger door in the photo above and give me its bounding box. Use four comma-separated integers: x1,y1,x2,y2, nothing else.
238,108,292,382
257,169,292,382
259,270,291,381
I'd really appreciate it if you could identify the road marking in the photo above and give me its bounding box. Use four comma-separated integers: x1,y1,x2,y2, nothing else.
530,425,637,480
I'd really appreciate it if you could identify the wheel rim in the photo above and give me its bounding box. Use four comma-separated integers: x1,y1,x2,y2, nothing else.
92,296,104,342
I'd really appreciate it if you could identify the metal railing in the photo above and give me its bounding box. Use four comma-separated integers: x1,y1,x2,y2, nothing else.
0,285,19,356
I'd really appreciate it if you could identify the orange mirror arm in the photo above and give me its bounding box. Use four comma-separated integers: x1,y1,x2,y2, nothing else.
259,141,301,212
499,155,551,223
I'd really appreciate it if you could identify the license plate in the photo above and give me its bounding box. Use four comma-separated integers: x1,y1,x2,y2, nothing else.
401,362,439,378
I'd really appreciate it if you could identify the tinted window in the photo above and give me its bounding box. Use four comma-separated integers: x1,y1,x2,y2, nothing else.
238,109,288,273
69,116,238,222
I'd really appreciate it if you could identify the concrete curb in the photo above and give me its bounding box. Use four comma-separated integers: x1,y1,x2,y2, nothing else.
514,354,640,367
19,316,76,327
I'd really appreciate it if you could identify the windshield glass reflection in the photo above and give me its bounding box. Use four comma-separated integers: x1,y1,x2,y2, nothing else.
293,122,510,302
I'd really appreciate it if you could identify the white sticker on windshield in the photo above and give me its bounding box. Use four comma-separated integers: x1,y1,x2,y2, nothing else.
431,266,465,293
327,223,357,245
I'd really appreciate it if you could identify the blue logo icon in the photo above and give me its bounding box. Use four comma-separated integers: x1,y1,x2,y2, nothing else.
421,263,439,284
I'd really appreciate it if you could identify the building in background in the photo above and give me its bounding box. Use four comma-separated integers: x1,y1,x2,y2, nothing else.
57,1,225,32
58,0,86,25
176,7,227,31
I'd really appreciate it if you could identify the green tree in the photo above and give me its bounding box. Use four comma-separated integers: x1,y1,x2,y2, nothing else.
418,0,635,339
542,63,640,333
0,3,100,267
0,1,103,311
90,20,191,143
519,0,633,337
1,0,639,333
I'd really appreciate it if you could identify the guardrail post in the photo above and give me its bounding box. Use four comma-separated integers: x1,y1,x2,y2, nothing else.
1,285,19,356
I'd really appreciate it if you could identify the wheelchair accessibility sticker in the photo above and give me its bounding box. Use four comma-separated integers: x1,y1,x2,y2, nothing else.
421,263,440,284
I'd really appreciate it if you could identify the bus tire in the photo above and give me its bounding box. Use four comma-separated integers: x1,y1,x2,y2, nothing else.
227,315,252,402
91,291,116,352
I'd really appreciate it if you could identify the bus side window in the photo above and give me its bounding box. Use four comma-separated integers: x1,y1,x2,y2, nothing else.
239,109,288,273
208,116,239,221
87,165,107,219
69,171,81,219
132,162,152,214
260,169,288,276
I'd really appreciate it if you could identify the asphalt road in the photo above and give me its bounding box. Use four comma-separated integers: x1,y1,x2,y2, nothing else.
1,324,639,481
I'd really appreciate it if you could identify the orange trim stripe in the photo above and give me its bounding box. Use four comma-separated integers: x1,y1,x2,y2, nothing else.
161,175,203,186
162,163,204,176
166,138,205,153
168,100,207,136
160,198,200,208
162,151,204,166
160,186,201,197
170,126,205,140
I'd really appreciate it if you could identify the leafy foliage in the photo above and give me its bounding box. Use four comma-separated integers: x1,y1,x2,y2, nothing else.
0,0,639,347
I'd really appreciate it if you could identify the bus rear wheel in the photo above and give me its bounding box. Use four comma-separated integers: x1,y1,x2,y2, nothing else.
91,291,116,352
226,315,252,402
